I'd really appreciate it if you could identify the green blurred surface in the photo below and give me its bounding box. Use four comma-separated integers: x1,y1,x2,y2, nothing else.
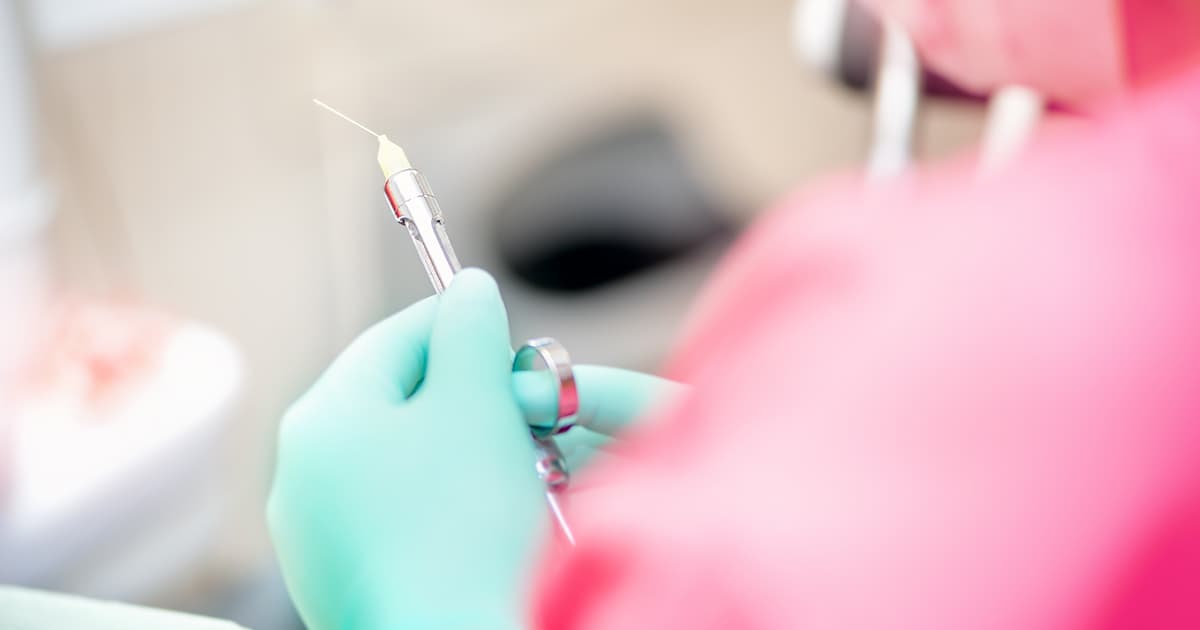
0,587,248,630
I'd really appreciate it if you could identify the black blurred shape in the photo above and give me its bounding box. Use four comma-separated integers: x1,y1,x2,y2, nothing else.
494,115,733,292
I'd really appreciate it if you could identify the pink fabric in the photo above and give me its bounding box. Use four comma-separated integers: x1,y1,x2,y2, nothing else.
1122,0,1200,90
861,0,1124,102
857,0,1200,104
532,65,1200,630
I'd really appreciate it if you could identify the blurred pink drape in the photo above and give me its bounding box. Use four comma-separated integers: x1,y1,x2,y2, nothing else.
855,0,1200,103
531,22,1200,630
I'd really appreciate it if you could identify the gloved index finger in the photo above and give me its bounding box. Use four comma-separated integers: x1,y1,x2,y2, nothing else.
513,365,687,437
308,294,438,404
423,268,514,393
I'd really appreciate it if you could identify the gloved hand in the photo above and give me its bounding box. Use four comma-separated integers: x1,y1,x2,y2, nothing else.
268,269,683,630
514,364,687,472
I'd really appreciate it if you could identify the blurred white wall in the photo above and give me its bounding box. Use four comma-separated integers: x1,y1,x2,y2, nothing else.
30,0,251,50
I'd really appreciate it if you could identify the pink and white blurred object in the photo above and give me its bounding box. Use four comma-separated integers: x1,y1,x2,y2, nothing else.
19,300,173,418
858,0,1200,105
858,0,1124,103
0,310,242,600
533,58,1200,630
0,0,244,601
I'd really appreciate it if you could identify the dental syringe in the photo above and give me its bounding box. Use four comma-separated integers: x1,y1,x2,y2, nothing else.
314,99,576,545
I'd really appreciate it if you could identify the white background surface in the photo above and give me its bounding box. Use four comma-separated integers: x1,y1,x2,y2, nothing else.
29,0,251,50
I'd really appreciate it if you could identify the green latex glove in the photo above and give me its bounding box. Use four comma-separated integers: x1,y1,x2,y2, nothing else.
268,269,683,630
513,365,687,471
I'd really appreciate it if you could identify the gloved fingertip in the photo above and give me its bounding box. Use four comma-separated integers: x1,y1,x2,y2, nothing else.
425,267,513,389
444,267,502,307
512,370,560,431
571,365,689,436
439,268,507,332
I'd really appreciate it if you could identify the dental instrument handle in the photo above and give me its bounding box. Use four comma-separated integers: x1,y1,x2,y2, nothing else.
384,168,462,293
311,100,579,541
383,165,577,546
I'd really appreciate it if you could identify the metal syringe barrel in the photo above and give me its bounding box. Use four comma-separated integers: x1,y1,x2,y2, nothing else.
383,165,577,544
384,169,462,294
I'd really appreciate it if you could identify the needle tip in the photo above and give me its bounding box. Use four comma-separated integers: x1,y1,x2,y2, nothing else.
312,98,380,138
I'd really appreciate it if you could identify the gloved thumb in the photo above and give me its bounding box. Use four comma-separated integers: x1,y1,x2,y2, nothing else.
424,268,513,392
513,365,687,437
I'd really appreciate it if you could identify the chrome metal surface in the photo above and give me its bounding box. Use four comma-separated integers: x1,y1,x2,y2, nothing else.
544,486,576,546
516,337,579,545
384,166,577,545
532,435,570,490
532,434,575,545
514,337,580,436
384,169,462,294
